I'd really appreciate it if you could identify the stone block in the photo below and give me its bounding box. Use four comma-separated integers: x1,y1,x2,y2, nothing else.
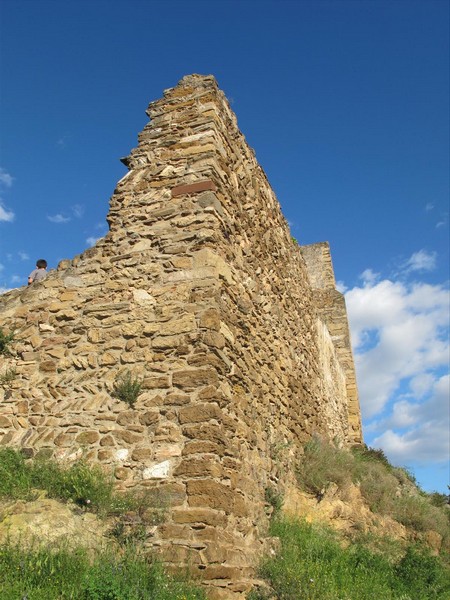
173,368,218,390
187,480,236,512
40,360,57,373
159,315,196,336
174,457,222,478
139,411,159,426
131,447,153,461
178,403,222,424
76,431,100,445
142,376,170,389
172,507,227,527
0,416,12,428
171,179,216,197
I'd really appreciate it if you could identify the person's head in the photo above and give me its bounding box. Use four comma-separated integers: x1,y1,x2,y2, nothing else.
36,259,47,269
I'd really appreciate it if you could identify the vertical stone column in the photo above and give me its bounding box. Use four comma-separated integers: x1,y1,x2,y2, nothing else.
300,242,363,444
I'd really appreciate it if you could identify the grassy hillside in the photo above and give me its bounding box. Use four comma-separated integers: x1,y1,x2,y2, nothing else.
253,438,449,600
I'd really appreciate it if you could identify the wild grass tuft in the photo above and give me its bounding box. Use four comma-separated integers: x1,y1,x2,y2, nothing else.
296,435,354,496
112,370,143,407
0,448,164,521
0,543,206,600
295,437,450,551
0,327,14,356
0,368,17,387
251,517,450,600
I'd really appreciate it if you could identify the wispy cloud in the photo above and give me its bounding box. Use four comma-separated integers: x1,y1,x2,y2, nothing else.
18,251,29,261
0,168,13,188
436,213,448,229
11,274,22,284
56,135,70,149
86,236,102,247
95,221,108,231
47,213,71,224
0,203,15,222
425,202,434,212
404,249,437,273
72,204,84,218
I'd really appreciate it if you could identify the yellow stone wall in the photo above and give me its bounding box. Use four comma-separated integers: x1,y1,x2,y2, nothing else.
0,75,362,598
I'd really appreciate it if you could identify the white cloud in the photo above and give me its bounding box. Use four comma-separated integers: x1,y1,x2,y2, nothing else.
425,202,434,211
0,168,13,187
86,236,102,246
372,375,449,465
0,202,15,222
345,276,449,420
47,214,71,223
336,280,348,293
344,250,449,477
359,268,379,285
18,251,29,261
405,249,437,273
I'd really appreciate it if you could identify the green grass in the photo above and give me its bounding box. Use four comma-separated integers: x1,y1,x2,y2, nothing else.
0,449,204,598
295,437,449,551
0,543,206,600
0,448,164,522
251,517,450,600
0,327,15,356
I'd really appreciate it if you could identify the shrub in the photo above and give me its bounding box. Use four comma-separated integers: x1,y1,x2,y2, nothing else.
393,494,449,537
296,436,353,496
265,486,284,513
0,368,16,387
352,456,399,515
0,328,14,356
429,491,449,508
112,371,143,407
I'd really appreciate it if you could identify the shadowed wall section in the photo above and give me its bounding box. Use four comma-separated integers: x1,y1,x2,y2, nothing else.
0,75,362,598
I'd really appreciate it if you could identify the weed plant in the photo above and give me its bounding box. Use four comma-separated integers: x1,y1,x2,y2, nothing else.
112,370,143,407
0,327,14,356
0,367,16,387
251,517,450,600
0,543,206,600
296,436,354,496
0,448,163,520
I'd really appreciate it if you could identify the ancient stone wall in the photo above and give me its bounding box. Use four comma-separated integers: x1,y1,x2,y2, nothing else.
0,75,362,598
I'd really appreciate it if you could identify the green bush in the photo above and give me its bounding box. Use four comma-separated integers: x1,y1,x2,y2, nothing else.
112,371,143,407
0,328,14,356
296,436,353,496
0,368,17,386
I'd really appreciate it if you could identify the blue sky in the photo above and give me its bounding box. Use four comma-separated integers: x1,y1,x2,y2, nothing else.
0,0,448,493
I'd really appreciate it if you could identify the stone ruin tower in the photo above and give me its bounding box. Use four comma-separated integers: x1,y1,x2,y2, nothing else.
0,75,362,598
